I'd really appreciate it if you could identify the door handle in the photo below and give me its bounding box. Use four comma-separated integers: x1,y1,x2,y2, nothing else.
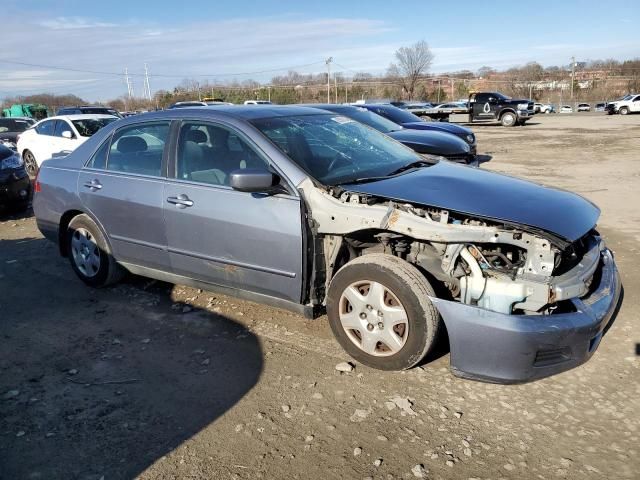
83,179,102,190
167,194,194,208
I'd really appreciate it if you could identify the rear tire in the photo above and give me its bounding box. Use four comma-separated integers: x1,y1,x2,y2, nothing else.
22,150,38,177
67,214,124,287
327,254,441,371
500,111,517,127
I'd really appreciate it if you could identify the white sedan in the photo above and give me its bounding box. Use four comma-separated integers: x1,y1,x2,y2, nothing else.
560,105,573,113
17,114,118,176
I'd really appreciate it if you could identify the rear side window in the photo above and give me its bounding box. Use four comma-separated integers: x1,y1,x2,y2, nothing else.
35,120,56,136
87,137,110,169
106,122,170,177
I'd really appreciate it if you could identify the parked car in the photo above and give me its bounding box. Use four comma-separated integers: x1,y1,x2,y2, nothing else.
303,104,475,165
57,106,122,118
468,92,535,126
244,100,272,105
355,104,477,154
0,117,35,151
534,103,554,114
17,114,118,176
170,101,233,108
33,106,620,383
577,103,591,112
605,94,640,115
560,105,573,113
594,103,606,112
0,144,31,211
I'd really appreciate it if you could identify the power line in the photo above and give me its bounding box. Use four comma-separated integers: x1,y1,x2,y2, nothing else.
0,58,325,79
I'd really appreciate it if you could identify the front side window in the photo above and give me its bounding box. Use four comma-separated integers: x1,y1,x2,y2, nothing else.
176,122,269,185
106,122,170,177
87,137,110,169
251,114,423,186
54,120,75,138
35,120,56,136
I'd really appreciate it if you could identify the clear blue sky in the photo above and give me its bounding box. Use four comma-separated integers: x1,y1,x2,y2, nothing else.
2,0,638,100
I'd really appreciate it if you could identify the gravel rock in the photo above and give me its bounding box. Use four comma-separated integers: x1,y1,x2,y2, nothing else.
411,464,428,478
388,396,417,416
281,405,291,413
373,458,383,467
353,447,362,456
335,362,354,373
446,460,454,467
305,435,314,443
463,448,472,457
201,358,210,366
311,392,323,400
141,338,151,344
68,369,78,375
504,464,515,471
349,408,372,422
16,430,25,437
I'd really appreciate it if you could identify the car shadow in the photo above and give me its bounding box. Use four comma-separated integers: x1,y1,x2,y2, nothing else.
0,237,263,480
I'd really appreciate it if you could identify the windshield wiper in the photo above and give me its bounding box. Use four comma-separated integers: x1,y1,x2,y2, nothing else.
333,160,433,187
385,160,433,177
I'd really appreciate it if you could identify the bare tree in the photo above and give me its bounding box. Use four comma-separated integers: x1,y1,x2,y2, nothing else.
387,40,434,100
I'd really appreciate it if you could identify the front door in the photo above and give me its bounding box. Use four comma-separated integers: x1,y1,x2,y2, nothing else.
53,119,79,156
163,121,303,303
78,121,172,271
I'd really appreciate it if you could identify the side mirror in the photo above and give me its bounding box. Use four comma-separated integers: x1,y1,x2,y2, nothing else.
229,168,281,193
62,130,73,139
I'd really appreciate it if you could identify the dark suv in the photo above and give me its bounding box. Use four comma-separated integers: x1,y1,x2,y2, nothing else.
56,106,122,118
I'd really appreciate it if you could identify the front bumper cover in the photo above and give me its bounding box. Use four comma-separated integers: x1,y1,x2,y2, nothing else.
430,248,621,384
0,169,31,207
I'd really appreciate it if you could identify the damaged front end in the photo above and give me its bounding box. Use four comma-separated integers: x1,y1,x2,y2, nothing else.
300,178,621,383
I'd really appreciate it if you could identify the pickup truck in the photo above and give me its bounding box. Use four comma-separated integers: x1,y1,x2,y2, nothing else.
605,94,640,115
468,92,535,127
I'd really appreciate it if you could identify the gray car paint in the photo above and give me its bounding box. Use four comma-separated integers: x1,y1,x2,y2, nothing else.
33,106,620,383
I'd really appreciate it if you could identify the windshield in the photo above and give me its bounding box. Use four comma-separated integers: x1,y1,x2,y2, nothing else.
72,117,117,137
251,114,423,186
372,106,423,124
326,107,401,134
0,118,33,133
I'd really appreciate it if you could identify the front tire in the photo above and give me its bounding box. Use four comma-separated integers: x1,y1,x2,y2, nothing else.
22,150,38,177
67,214,124,287
619,107,629,115
500,111,517,127
327,254,441,371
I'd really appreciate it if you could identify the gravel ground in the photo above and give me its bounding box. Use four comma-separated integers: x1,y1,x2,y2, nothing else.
1,113,639,480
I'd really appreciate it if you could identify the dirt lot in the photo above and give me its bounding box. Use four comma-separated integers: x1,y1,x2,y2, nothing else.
1,113,639,480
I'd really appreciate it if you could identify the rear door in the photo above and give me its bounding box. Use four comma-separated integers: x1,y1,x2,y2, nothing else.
163,120,303,303
31,119,59,162
78,121,172,271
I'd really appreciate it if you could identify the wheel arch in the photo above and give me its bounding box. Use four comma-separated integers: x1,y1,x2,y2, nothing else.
58,209,113,257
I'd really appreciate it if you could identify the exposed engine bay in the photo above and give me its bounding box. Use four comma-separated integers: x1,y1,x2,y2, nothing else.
300,178,601,316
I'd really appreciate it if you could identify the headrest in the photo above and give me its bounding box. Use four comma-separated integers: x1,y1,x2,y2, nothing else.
117,136,148,154
186,129,207,143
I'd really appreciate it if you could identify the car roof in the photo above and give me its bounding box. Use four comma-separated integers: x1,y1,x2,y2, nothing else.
38,114,118,122
124,105,332,123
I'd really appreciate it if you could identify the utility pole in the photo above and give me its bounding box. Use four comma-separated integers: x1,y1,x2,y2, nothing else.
570,56,576,102
124,68,134,99
334,75,338,103
143,63,152,101
437,79,441,103
268,86,271,102
325,57,333,103
450,78,454,102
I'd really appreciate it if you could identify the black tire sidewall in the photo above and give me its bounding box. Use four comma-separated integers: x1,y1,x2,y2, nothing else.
67,215,112,287
327,261,435,371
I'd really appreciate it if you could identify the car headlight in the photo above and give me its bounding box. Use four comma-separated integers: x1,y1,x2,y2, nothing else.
466,134,475,144
517,103,529,110
0,153,24,170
